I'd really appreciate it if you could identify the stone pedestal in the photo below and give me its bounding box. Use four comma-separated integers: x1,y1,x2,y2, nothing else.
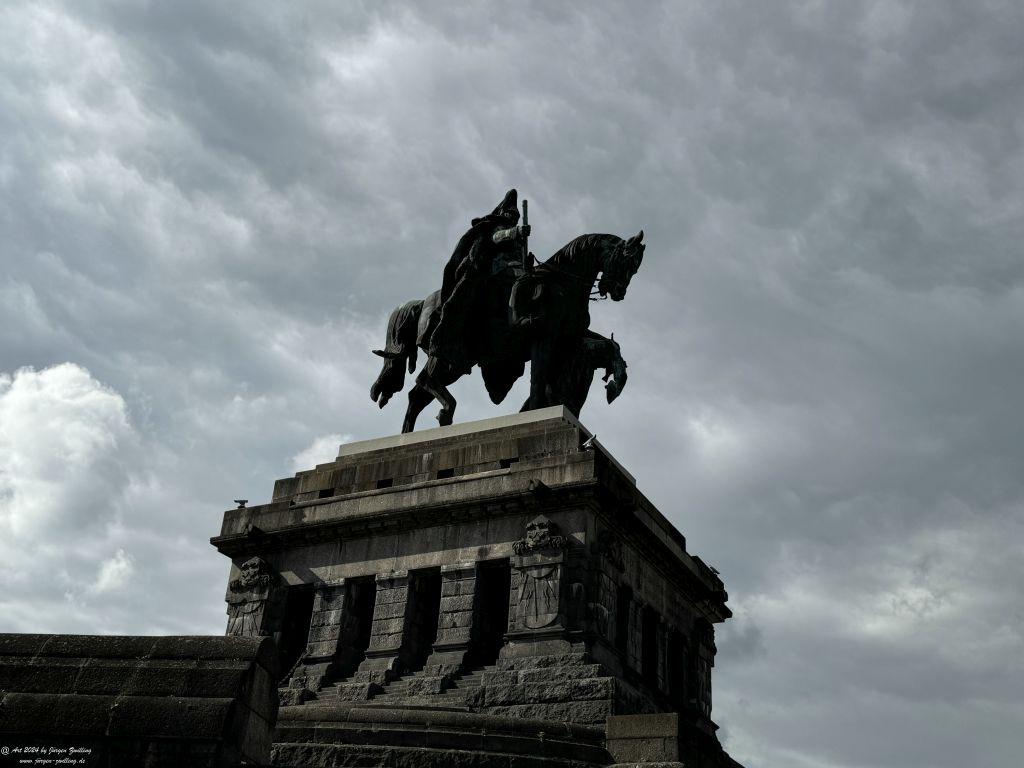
212,406,743,766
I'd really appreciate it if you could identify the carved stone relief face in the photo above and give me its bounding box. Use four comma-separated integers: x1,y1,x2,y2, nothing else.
525,515,552,548
238,556,266,588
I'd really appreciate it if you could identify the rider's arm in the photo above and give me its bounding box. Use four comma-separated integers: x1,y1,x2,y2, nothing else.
492,224,530,244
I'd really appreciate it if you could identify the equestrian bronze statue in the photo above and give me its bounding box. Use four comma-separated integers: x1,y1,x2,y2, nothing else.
371,189,645,433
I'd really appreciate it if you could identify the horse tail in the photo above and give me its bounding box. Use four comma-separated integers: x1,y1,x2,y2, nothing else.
371,299,423,408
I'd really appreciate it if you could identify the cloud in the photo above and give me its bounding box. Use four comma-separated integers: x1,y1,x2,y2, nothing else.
91,548,135,594
2,1,1023,765
0,363,134,543
0,364,141,628
291,433,353,473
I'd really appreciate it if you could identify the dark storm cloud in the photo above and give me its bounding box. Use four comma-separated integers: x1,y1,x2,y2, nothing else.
2,2,1023,766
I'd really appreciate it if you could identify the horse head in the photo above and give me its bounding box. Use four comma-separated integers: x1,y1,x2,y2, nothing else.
598,230,645,301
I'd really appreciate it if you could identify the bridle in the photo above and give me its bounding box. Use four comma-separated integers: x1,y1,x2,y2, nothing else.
533,237,627,302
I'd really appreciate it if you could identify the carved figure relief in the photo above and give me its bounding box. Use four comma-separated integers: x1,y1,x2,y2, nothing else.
596,529,624,571
226,556,274,637
692,622,714,717
569,581,587,629
511,515,568,631
515,561,562,629
657,623,670,692
696,654,712,717
626,601,644,672
589,571,617,641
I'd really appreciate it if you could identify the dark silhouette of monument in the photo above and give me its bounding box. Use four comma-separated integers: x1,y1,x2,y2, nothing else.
371,189,641,433
208,193,743,766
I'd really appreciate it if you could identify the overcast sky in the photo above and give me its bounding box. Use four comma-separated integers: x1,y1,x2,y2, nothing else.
2,2,1023,766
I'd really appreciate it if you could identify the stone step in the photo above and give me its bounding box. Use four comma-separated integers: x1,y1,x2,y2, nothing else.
315,683,340,697
273,715,611,767
317,661,502,708
316,660,564,707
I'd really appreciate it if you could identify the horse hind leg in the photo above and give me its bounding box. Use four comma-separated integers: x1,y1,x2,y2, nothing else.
437,391,456,426
421,377,457,426
417,358,460,427
371,298,423,409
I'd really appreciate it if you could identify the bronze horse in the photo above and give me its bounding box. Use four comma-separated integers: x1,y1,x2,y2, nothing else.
371,231,645,432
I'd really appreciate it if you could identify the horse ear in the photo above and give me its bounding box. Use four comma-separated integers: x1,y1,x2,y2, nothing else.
636,229,644,243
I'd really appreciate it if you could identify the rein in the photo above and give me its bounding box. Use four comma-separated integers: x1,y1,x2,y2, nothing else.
533,236,623,301
533,258,594,284
535,260,611,302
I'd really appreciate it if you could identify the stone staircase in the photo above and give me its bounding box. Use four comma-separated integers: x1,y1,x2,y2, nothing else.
307,655,624,726
366,662,499,708
309,661,497,707
311,678,348,701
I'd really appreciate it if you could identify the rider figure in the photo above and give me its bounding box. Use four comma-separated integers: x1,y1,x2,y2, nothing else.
426,189,530,373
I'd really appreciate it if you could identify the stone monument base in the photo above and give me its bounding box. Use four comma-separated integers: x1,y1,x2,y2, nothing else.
213,407,744,767
272,704,611,767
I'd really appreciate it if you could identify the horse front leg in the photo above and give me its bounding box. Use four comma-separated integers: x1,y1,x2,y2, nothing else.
602,344,628,403
581,330,628,403
598,339,622,405
402,383,434,434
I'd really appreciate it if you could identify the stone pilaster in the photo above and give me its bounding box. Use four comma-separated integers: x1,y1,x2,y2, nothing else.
340,571,409,698
409,562,478,696
626,600,644,673
433,562,479,656
281,580,350,702
695,633,714,718
656,621,670,693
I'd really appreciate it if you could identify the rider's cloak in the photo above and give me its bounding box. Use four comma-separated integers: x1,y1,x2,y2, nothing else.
426,189,521,371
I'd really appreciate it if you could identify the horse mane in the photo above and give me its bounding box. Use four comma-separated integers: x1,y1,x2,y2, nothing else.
544,233,621,267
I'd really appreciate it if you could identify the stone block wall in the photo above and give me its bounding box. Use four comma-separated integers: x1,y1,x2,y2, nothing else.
606,712,745,768
0,634,279,767
582,512,725,722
